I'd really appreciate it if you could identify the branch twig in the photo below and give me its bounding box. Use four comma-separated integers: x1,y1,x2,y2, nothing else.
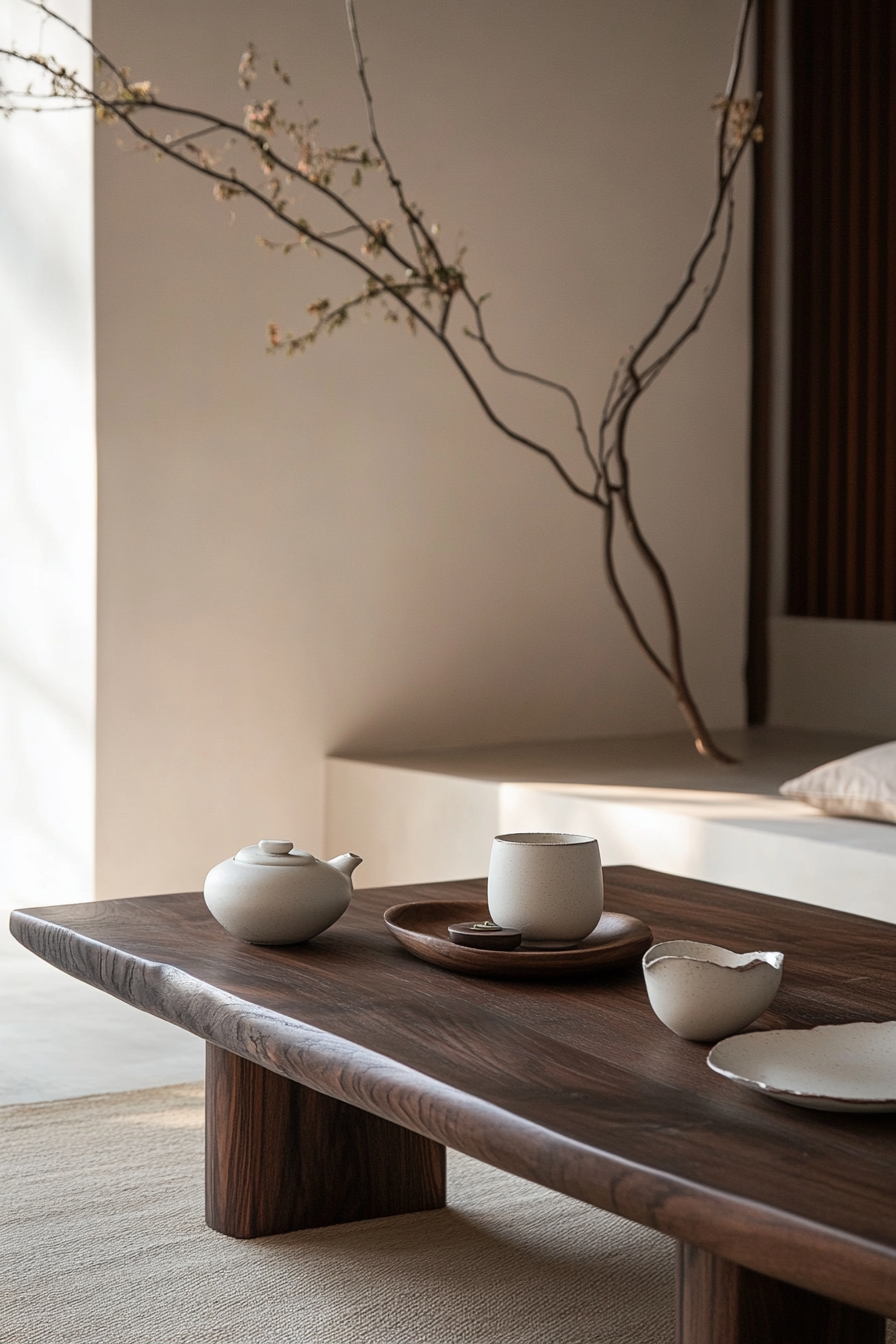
0,0,760,762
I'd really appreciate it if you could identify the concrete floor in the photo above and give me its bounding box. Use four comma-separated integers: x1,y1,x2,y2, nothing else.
1,902,204,1106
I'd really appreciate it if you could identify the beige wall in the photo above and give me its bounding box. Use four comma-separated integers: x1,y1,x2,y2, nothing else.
769,617,896,736
93,0,752,899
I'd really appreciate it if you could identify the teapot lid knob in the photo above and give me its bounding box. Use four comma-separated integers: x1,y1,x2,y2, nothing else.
258,839,294,855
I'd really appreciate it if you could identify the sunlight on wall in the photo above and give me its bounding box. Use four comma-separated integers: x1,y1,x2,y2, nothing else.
0,0,95,909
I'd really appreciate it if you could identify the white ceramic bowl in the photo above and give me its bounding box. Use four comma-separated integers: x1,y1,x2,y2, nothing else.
642,940,783,1042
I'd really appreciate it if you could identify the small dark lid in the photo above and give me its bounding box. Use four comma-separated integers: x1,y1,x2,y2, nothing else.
447,920,522,951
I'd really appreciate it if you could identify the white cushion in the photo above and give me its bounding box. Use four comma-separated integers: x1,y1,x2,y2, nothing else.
780,741,896,823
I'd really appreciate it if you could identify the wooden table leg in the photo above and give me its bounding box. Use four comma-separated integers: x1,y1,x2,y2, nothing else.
205,1042,446,1238
676,1244,886,1344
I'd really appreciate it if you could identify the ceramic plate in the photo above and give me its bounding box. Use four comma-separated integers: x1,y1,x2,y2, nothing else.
383,900,652,979
707,1021,896,1112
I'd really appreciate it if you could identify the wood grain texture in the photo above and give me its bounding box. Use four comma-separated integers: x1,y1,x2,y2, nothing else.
205,1043,445,1238
747,0,776,723
676,1244,886,1344
788,0,896,620
11,867,896,1317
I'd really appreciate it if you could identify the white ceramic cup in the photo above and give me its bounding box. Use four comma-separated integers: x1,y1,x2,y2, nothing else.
487,832,603,948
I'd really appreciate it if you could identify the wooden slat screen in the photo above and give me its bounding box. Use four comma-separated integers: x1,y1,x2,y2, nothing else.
787,0,896,619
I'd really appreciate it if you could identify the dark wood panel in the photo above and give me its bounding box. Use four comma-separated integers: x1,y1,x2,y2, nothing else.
11,868,896,1317
205,1043,445,1237
676,1244,886,1344
884,6,896,617
788,0,896,620
747,0,776,723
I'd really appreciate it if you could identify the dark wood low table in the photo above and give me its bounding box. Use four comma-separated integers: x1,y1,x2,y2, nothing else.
12,867,896,1343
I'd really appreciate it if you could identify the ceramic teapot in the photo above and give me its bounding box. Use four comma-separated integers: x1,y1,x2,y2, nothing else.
204,840,362,945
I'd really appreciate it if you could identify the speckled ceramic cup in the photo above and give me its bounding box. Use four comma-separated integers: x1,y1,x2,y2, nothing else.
487,832,603,949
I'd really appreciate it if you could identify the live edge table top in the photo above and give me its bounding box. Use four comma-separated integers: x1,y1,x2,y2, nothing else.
11,866,896,1318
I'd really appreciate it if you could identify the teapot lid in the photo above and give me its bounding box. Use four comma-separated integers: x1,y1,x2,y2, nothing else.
234,840,315,867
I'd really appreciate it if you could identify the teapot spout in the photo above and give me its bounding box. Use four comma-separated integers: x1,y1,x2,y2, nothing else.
328,852,363,881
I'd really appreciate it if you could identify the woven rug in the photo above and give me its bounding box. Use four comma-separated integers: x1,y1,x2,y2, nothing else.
0,1081,680,1344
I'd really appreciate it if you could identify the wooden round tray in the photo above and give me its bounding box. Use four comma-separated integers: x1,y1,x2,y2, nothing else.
383,899,652,979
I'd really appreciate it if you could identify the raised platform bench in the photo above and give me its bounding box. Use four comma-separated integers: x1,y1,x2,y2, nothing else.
325,727,896,925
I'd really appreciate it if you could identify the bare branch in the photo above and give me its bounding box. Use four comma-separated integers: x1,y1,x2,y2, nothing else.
0,0,758,763
462,290,601,494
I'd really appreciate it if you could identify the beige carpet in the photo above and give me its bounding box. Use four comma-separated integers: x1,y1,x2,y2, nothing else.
5,1084,892,1344
1,1081,677,1344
